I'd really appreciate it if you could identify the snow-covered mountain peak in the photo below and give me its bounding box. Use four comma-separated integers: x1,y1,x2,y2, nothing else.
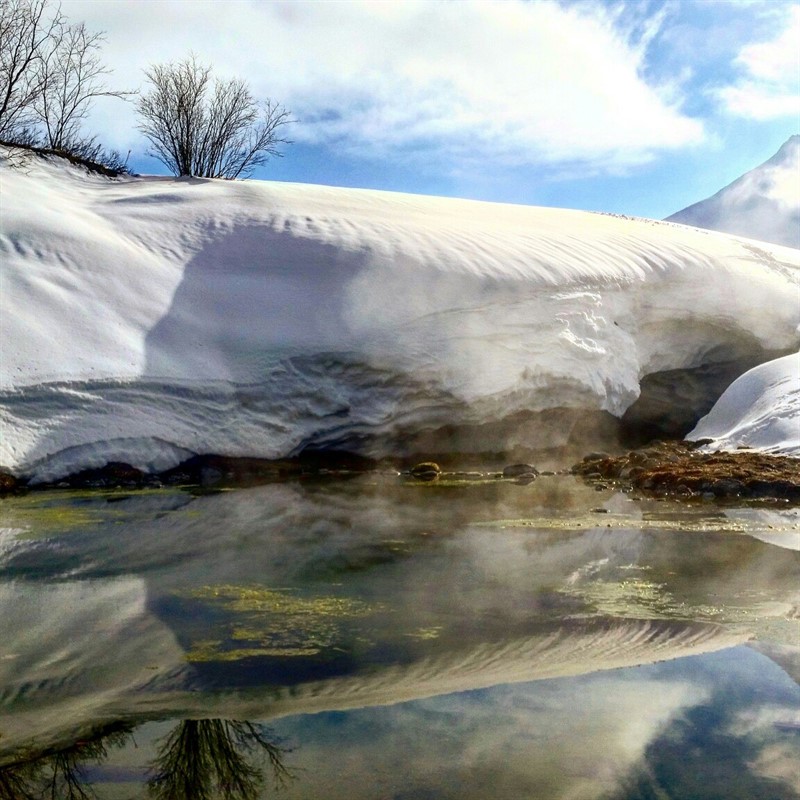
772,133,800,162
667,136,800,249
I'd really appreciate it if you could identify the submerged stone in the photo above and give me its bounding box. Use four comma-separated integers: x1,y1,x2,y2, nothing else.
409,462,442,481
502,463,539,479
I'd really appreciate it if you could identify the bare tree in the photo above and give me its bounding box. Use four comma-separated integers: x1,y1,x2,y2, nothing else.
0,0,63,139
138,55,291,179
33,20,130,150
1,0,130,170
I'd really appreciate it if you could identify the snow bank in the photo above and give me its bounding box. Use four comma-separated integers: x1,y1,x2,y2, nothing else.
1,148,799,480
689,353,800,454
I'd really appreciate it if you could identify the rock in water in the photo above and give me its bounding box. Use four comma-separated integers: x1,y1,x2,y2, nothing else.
502,463,539,479
410,462,442,481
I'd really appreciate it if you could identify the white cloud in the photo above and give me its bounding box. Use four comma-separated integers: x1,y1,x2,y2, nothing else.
61,0,703,171
718,4,800,120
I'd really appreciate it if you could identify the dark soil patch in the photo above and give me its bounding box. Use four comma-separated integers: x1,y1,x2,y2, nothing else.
572,441,800,503
158,454,302,487
1,139,130,177
5,443,798,502
63,461,150,489
0,469,22,496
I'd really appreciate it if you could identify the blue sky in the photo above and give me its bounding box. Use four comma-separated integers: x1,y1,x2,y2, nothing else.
64,0,800,220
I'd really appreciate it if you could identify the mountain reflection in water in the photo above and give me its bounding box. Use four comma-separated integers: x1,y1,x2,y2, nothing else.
0,477,798,798
1,644,798,800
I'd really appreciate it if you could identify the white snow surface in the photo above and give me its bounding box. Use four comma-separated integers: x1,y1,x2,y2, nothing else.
1,149,799,480
689,352,800,455
667,135,800,249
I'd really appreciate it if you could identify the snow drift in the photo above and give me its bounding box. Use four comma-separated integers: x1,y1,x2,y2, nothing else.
667,135,800,249
1,148,799,481
689,352,800,454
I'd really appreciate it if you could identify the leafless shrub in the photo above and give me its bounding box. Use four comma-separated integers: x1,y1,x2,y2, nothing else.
137,54,291,179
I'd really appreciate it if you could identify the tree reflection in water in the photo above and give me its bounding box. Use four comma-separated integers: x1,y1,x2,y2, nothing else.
0,722,133,800
0,719,293,800
148,719,293,800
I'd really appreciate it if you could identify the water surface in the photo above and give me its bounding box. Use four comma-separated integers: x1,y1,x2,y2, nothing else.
1,475,798,798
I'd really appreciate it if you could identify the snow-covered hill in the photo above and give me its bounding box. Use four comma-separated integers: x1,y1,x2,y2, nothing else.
1,148,799,481
667,136,800,249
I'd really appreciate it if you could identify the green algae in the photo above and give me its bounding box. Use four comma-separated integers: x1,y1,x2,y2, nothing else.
0,502,100,534
0,487,183,537
562,577,678,621
404,626,443,640
482,513,800,534
186,639,324,661
187,584,378,615
181,585,382,663
561,575,800,644
402,477,509,488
